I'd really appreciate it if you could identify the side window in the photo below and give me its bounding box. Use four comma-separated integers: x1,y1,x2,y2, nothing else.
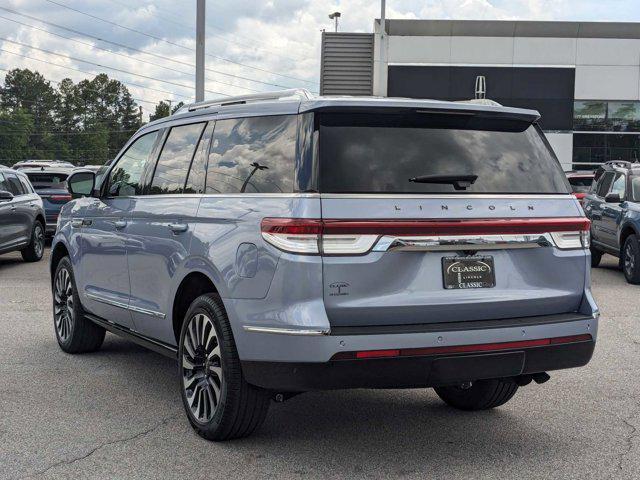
18,175,33,193
596,172,614,197
150,123,206,195
107,131,159,197
205,115,297,194
610,173,626,198
0,172,9,192
5,173,25,196
185,122,214,194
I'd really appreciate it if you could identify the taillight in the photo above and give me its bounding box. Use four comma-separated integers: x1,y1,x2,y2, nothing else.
260,217,591,255
50,194,72,201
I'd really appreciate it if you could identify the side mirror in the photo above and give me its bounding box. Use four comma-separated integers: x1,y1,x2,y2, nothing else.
605,192,622,203
0,190,14,202
67,171,96,198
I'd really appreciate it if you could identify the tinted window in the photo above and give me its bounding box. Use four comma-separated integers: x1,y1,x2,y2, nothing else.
0,172,8,192
610,173,626,198
185,122,213,194
206,115,296,194
568,176,593,193
631,176,640,201
4,173,25,195
150,123,205,195
25,172,69,190
107,131,159,197
596,172,615,197
18,175,33,193
318,113,570,194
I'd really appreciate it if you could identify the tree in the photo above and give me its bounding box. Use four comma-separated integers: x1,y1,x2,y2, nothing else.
150,100,184,121
0,109,34,163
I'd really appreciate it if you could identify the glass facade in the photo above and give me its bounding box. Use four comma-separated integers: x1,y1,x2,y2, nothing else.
573,101,640,169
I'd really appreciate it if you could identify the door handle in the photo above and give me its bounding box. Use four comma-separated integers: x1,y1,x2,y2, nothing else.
114,219,127,230
71,219,83,228
168,223,188,234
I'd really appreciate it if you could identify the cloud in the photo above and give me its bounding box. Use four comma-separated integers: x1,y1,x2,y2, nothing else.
1,0,638,118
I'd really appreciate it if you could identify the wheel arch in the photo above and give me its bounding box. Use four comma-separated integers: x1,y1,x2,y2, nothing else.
35,213,46,229
50,241,70,278
172,271,219,343
619,223,639,251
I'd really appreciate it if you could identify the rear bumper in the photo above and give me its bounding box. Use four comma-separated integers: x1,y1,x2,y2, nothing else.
242,338,595,391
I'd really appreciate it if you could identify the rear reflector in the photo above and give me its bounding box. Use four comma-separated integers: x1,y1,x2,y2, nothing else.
331,334,593,361
261,217,591,255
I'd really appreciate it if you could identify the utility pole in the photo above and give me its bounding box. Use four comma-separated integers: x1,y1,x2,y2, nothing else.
195,0,205,102
164,98,173,113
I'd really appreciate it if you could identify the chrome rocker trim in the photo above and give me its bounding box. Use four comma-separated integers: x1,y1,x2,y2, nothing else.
243,326,330,336
85,292,166,319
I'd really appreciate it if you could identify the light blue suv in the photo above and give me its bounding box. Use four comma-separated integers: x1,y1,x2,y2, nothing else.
51,90,598,440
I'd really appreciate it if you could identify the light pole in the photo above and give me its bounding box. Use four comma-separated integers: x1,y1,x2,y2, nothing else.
195,0,205,102
328,12,341,32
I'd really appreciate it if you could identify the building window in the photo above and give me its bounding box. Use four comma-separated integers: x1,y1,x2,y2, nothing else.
573,133,640,169
574,101,640,132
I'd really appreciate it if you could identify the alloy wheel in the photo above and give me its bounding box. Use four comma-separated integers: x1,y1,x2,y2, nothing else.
625,243,635,276
34,224,44,258
53,267,74,341
182,313,223,423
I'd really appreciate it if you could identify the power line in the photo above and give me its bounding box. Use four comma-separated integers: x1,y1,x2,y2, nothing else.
0,37,230,97
43,0,318,87
0,14,263,94
104,0,308,64
0,48,191,100
0,7,304,91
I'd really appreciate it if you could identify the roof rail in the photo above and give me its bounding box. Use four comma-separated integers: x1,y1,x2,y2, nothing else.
604,160,636,169
456,98,503,107
176,89,314,114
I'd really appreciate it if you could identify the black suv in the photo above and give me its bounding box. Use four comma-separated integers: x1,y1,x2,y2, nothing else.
584,161,640,283
0,166,46,262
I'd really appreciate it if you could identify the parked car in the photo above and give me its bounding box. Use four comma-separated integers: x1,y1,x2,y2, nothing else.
0,166,46,262
584,160,640,283
22,167,73,236
13,159,74,170
51,90,598,441
566,171,595,205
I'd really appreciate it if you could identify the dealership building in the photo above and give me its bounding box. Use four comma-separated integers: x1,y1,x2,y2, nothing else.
320,20,640,169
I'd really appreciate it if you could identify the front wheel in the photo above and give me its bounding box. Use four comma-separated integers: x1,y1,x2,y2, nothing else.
590,247,603,268
53,257,105,353
622,234,640,284
434,378,518,410
21,220,45,262
179,293,270,441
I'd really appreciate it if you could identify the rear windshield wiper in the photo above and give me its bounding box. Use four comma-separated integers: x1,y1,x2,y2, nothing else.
409,174,478,191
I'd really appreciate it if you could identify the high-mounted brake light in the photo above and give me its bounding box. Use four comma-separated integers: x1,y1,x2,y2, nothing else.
50,194,72,201
260,217,591,255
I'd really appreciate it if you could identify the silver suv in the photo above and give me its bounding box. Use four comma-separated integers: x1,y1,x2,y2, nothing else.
51,90,598,441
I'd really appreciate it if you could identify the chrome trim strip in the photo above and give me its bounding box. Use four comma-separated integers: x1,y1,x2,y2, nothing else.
319,193,573,199
243,326,330,336
373,234,553,252
85,292,166,319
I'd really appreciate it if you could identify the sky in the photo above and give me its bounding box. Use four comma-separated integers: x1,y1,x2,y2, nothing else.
1,0,639,117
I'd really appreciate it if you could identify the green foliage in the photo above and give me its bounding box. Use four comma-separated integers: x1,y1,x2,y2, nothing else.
0,68,172,166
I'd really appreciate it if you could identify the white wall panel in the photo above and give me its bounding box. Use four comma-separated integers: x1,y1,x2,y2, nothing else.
450,36,514,64
513,37,576,65
576,38,640,66
575,65,640,100
387,36,451,64
545,133,573,168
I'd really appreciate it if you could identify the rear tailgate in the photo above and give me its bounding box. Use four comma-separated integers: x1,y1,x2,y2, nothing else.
316,110,587,328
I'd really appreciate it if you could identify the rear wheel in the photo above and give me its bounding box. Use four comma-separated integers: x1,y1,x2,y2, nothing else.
622,234,640,284
179,293,270,441
590,247,602,268
434,378,518,410
21,220,45,262
53,257,105,353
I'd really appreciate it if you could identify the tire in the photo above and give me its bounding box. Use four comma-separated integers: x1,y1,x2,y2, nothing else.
179,293,270,441
622,234,640,284
53,257,105,353
590,247,603,268
434,378,518,411
21,220,45,262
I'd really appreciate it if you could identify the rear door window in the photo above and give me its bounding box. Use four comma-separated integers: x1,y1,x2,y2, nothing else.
0,172,9,192
318,113,570,194
18,175,33,193
185,122,214,194
149,122,206,195
205,115,296,194
610,173,626,198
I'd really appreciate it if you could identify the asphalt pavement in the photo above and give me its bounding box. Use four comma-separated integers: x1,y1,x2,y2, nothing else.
0,248,638,479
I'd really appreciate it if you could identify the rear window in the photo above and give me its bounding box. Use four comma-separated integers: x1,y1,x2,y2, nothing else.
318,113,571,194
25,173,69,190
568,176,593,193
